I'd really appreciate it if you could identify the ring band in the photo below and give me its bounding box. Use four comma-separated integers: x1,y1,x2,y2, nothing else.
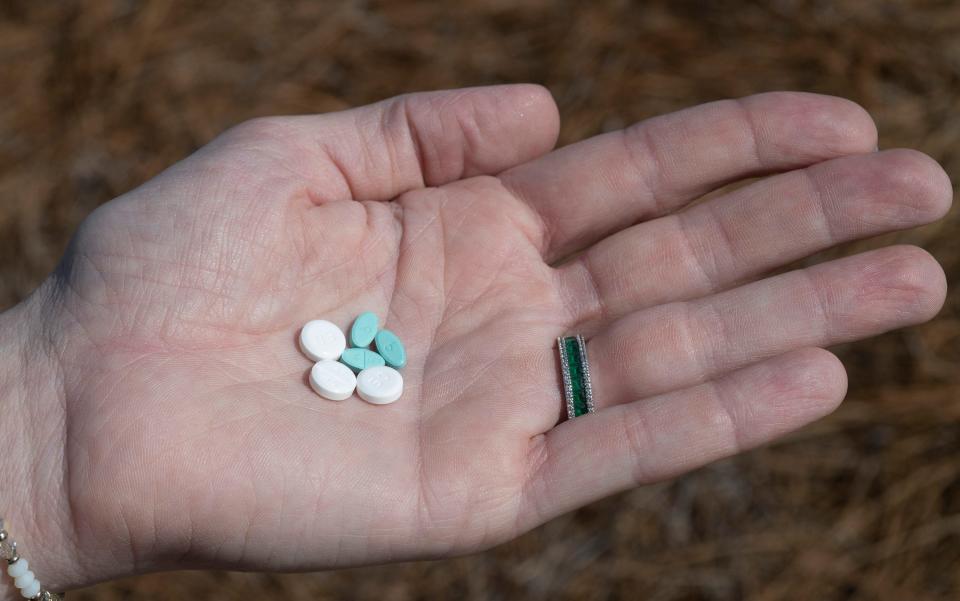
557,335,595,419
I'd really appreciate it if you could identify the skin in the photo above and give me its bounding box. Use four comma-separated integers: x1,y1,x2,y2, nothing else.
0,84,951,594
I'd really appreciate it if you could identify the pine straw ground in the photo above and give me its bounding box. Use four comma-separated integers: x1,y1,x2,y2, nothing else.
1,1,959,599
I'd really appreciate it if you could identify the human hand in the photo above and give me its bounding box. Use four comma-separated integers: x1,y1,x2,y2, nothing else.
3,85,950,591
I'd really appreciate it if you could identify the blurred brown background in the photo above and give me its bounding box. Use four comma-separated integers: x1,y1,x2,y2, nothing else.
1,1,958,599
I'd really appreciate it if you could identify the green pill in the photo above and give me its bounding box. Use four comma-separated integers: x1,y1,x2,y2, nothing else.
374,329,406,369
340,347,386,373
350,312,379,348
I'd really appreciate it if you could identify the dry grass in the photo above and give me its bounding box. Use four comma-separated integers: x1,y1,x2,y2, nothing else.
1,1,958,599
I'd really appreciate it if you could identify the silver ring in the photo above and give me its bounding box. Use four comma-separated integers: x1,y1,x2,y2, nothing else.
557,334,595,419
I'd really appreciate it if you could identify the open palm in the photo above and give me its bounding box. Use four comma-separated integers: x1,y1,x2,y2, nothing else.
35,85,949,585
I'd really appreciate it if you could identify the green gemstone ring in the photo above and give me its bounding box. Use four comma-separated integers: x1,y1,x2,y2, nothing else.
557,335,595,419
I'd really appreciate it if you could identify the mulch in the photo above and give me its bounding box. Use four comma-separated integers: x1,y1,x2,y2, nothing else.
1,1,958,599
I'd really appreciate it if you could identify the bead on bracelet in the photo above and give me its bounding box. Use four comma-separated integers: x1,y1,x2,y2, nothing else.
0,518,64,600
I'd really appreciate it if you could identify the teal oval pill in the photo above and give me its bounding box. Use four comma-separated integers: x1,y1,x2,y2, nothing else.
350,312,379,348
340,347,386,373
374,329,406,369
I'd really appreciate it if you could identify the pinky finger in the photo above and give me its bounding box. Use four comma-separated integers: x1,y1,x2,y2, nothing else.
520,347,847,526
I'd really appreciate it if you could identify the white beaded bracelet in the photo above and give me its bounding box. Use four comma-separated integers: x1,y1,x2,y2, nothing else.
0,518,63,600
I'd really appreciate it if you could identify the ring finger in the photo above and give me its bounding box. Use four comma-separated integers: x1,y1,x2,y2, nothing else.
585,244,946,409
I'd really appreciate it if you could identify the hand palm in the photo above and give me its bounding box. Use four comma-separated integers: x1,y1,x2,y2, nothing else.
43,85,949,581
58,93,566,573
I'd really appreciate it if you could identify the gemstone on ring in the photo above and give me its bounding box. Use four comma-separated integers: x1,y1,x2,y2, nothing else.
558,334,595,419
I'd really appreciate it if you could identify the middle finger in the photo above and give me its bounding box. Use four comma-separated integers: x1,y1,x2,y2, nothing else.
557,149,951,332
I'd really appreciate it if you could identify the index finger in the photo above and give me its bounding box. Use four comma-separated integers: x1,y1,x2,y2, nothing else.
499,92,878,262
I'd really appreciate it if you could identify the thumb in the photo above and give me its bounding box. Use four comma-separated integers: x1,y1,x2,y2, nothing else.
230,84,561,202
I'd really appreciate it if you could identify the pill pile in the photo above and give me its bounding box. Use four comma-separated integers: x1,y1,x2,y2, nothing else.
299,312,406,405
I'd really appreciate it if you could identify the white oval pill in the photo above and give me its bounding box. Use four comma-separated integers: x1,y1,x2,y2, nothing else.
310,360,357,401
356,366,404,405
299,320,346,361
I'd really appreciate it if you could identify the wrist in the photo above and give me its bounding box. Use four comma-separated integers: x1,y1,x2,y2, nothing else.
0,286,82,597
